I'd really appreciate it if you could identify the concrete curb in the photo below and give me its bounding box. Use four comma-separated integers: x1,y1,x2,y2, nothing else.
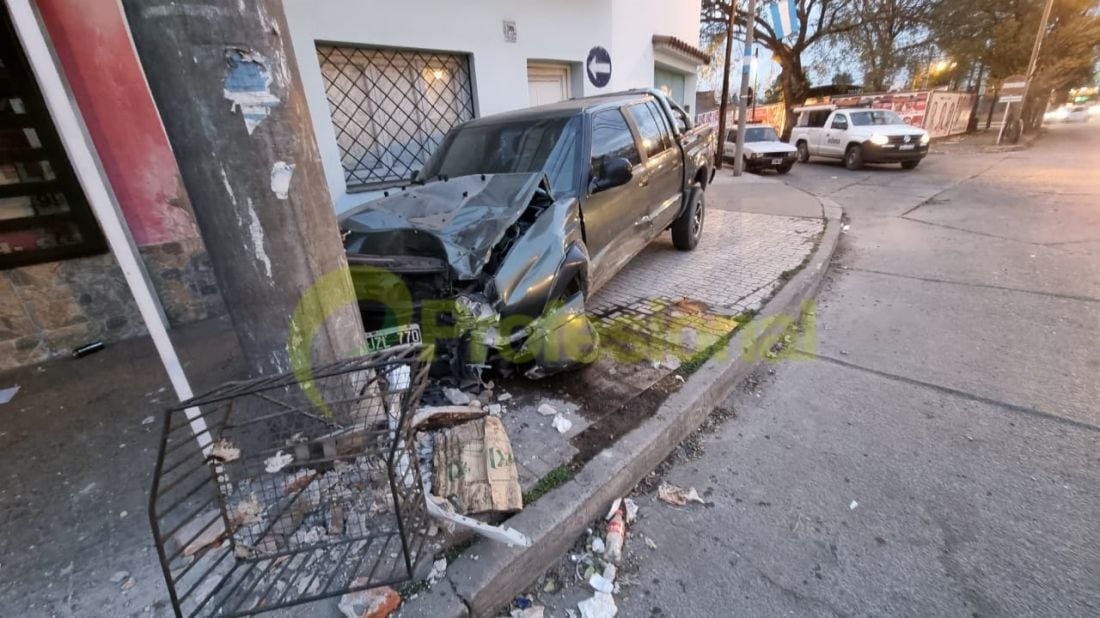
400,199,845,618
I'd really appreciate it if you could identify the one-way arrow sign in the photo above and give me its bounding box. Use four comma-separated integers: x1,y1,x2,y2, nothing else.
586,46,612,88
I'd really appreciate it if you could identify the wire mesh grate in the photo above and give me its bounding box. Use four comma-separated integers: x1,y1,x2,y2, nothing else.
316,44,475,191
149,345,433,617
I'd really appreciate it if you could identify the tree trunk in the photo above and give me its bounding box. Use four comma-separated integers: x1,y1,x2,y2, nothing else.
778,55,810,141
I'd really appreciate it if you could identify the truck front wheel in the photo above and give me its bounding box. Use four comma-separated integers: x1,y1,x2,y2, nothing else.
844,144,865,170
672,184,705,251
796,141,810,163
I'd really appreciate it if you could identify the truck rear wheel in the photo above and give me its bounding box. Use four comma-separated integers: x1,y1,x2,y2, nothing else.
844,144,865,170
796,141,810,163
672,184,705,251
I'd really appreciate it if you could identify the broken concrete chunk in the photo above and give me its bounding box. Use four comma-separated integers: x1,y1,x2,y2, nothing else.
442,387,472,406
623,498,639,523
578,591,617,618
537,403,557,416
337,580,401,618
552,414,573,434
487,403,503,416
511,607,545,618
497,392,513,402
210,438,240,463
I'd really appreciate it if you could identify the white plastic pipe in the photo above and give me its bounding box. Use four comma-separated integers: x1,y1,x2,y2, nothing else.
7,0,210,452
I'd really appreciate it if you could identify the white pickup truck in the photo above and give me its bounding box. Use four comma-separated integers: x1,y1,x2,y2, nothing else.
790,105,930,170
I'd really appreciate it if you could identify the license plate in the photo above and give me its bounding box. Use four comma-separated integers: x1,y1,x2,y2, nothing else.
363,323,422,352
899,144,915,150
772,158,783,165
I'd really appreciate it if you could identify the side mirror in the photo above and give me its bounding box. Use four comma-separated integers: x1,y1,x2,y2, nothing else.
591,157,633,193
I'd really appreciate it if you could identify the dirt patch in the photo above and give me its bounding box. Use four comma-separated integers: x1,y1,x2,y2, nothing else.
568,372,686,464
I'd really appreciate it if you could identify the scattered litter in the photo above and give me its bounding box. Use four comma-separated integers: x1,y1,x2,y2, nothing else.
605,497,622,520
591,537,605,554
488,403,503,416
0,385,20,405
72,341,105,358
119,510,128,519
552,414,573,434
644,536,658,550
588,573,614,593
661,355,681,371
498,392,513,402
849,500,859,510
604,510,624,562
210,439,241,463
141,415,155,425
842,224,851,231
537,403,558,416
511,606,545,618
623,498,639,524
543,576,560,593
337,580,400,618
578,591,617,618
442,387,472,406
109,570,130,584
674,375,686,384
120,577,136,591
427,558,447,585
263,450,293,473
656,482,706,506
515,596,533,609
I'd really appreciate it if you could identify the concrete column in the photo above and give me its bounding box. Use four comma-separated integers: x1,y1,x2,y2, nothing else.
120,0,364,376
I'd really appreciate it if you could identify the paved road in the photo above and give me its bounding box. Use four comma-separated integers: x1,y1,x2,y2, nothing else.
619,124,1100,617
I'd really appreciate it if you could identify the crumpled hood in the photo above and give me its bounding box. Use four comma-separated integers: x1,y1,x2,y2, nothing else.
340,172,549,280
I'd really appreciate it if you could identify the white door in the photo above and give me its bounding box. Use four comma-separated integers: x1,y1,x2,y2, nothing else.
527,63,570,107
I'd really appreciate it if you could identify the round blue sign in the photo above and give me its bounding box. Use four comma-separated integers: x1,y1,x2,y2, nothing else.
586,46,612,88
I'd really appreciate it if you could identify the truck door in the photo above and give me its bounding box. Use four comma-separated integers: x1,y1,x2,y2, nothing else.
625,100,683,232
822,112,849,157
582,107,650,283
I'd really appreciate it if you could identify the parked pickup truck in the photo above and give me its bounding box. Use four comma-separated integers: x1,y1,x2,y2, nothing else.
790,105,930,170
339,89,715,378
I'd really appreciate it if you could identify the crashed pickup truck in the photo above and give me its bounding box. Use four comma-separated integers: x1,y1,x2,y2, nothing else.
340,89,714,378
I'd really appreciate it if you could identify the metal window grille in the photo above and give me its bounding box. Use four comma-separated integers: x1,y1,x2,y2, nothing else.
316,45,475,191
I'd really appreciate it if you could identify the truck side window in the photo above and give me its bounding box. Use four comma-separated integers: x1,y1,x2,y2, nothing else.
806,110,831,128
626,102,669,158
831,114,848,130
591,109,642,175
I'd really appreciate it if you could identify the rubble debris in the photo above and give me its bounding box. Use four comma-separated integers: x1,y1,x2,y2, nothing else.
552,414,573,434
337,580,401,618
487,403,503,416
432,416,522,514
442,387,472,406
0,385,19,405
591,537,605,554
605,498,622,520
578,591,617,618
656,482,706,506
109,570,130,584
264,450,293,473
537,403,558,416
498,392,513,402
604,511,624,563
209,438,241,463
511,606,545,618
588,572,613,593
428,558,447,585
623,498,639,524
644,536,658,550
120,576,136,591
171,509,225,556
850,500,859,510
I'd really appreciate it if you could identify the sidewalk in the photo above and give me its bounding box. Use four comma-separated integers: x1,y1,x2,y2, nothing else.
0,172,832,618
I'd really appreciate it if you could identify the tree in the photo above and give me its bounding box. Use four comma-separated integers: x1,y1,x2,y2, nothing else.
930,0,1100,132
844,0,934,92
832,71,855,86
701,0,862,139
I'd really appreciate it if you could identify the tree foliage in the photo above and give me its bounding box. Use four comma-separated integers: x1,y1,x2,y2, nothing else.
844,0,935,91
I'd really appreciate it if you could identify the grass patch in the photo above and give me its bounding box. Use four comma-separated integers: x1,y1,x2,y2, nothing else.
522,465,575,505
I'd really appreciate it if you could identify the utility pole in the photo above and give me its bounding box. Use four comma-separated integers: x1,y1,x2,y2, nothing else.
732,0,757,177
121,0,364,376
715,1,737,170
751,48,759,121
1016,0,1055,139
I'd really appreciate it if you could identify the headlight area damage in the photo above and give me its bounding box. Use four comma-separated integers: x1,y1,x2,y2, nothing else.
340,172,599,379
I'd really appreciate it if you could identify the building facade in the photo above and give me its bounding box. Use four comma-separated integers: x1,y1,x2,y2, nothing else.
0,0,705,370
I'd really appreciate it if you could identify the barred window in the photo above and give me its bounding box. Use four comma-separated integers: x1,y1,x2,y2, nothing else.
316,45,475,191
0,8,105,269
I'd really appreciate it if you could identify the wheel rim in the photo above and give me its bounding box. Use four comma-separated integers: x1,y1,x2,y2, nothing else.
848,150,857,166
691,197,704,238
798,144,807,159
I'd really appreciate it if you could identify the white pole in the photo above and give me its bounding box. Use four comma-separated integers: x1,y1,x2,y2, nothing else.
7,0,210,452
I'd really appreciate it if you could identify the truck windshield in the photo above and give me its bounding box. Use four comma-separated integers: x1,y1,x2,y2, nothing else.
849,110,905,126
744,127,779,142
419,115,582,196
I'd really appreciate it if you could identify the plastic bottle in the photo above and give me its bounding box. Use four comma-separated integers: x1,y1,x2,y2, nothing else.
604,510,625,562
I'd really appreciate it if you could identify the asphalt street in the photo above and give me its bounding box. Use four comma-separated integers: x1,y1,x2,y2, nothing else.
619,124,1100,617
